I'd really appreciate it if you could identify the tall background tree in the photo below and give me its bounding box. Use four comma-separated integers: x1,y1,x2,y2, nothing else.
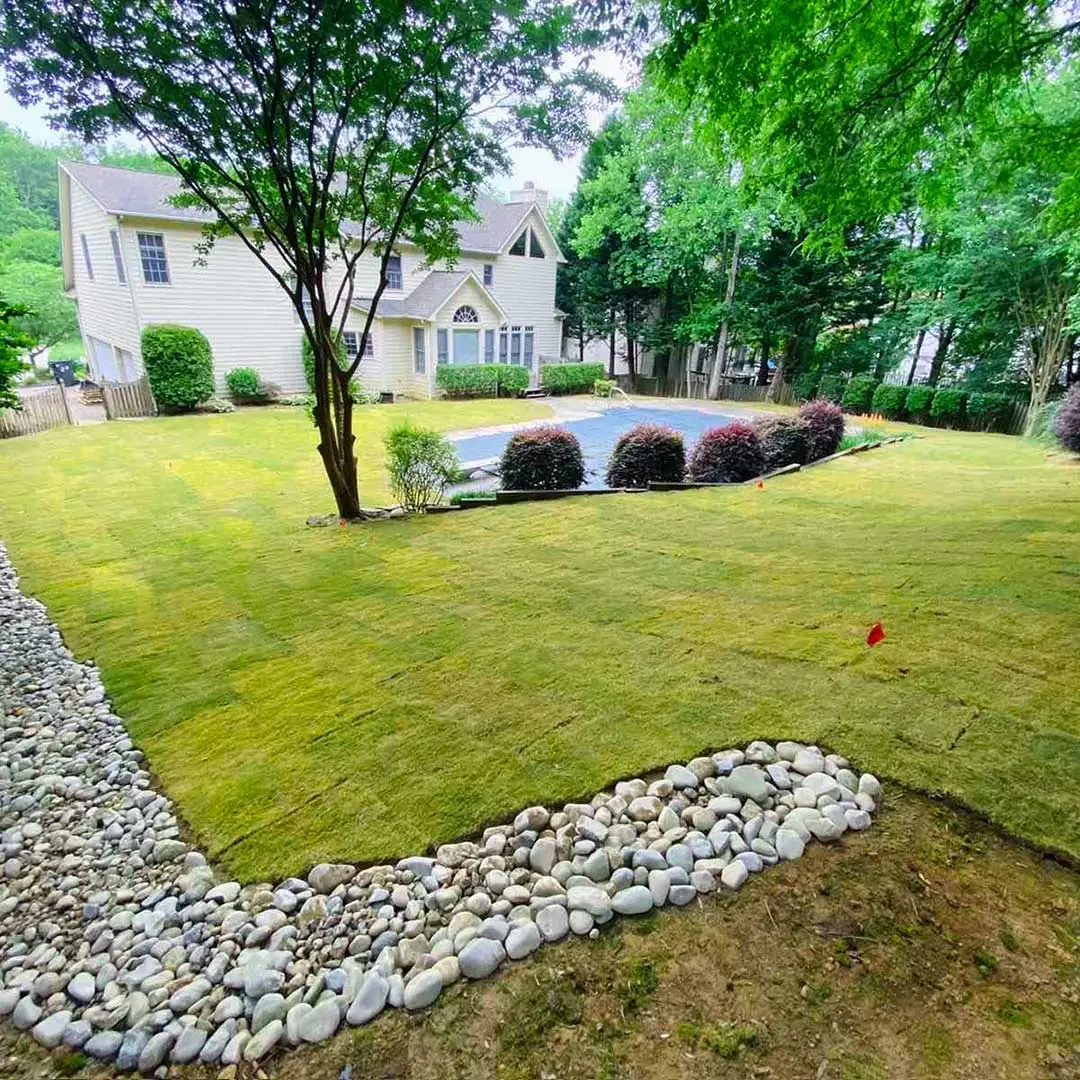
1,0,606,516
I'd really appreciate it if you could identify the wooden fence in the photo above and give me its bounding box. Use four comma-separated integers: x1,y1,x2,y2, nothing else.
102,377,156,420
617,374,795,406
0,384,73,438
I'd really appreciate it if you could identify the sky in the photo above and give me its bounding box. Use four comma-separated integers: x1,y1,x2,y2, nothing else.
0,50,634,202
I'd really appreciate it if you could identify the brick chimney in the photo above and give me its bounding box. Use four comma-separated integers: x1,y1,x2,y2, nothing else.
509,180,549,215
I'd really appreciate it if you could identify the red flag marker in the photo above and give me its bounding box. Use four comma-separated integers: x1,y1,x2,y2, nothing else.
866,622,886,647
756,480,765,489
339,518,347,528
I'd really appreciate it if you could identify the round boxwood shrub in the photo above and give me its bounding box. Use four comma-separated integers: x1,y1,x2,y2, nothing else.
225,366,262,401
797,399,845,460
871,383,909,419
688,422,764,483
1054,385,1080,453
905,384,935,424
500,425,585,490
929,387,967,425
141,325,215,411
605,423,686,487
754,415,810,470
842,374,878,414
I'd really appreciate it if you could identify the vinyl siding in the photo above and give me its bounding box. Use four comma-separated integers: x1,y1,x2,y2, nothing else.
66,175,141,376
120,219,307,393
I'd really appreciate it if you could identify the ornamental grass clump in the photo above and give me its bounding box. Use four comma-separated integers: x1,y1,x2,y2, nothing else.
500,425,585,490
754,415,810,471
1054,385,1080,453
384,421,460,512
796,399,845,460
605,423,686,487
688,422,764,483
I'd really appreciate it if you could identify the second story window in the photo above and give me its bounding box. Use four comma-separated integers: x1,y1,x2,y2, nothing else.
386,254,402,290
80,234,94,281
509,231,526,256
343,331,358,359
109,230,126,284
137,232,170,284
483,263,494,287
529,229,546,259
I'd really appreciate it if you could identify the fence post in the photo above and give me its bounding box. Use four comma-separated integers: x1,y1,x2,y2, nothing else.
58,382,75,426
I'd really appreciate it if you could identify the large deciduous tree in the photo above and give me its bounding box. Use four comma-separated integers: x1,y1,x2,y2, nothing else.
0,0,605,516
0,295,32,410
0,261,79,360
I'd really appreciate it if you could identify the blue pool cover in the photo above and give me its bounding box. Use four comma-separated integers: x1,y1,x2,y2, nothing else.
451,405,741,488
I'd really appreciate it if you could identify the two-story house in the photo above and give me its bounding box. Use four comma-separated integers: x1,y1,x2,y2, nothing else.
58,162,565,398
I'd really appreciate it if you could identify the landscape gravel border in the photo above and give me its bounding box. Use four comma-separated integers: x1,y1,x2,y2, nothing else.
0,542,881,1073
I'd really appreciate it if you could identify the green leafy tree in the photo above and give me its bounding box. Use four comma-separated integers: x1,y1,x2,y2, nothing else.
0,261,78,359
0,295,32,410
0,227,60,266
2,0,607,516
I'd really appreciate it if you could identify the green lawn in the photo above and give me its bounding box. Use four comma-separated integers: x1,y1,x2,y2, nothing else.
2,401,1079,881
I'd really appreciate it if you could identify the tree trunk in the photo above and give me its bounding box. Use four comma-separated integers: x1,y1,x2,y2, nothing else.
1025,294,1071,434
707,231,742,400
624,301,637,390
756,329,771,386
769,336,797,402
927,320,956,387
608,308,616,379
906,328,927,385
578,323,584,363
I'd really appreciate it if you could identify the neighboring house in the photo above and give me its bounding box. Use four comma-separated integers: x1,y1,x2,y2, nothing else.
58,163,565,397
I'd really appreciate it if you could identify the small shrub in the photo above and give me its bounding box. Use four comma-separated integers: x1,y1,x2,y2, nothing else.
200,397,235,413
500,425,585,490
792,370,819,402
967,391,1015,431
605,423,686,487
688,422,765,483
755,415,810,470
797,399,845,460
871,383,909,419
225,366,262,400
929,387,967,425
842,374,879,414
905,384,935,423
816,373,847,404
436,363,528,397
540,362,606,395
141,324,214,411
1030,397,1063,444
384,422,460,512
594,377,616,397
1055,385,1080,452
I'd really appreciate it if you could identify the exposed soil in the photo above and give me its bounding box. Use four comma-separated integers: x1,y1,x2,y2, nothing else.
5,790,1080,1080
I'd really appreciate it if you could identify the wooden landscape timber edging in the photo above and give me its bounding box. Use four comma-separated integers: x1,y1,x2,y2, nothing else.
428,436,910,514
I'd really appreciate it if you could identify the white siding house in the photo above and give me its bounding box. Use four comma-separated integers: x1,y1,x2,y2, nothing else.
58,163,565,397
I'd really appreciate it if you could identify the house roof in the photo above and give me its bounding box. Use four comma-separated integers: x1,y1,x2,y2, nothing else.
353,270,507,321
59,161,559,255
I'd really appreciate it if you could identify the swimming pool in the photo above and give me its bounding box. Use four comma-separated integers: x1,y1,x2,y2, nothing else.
451,405,741,488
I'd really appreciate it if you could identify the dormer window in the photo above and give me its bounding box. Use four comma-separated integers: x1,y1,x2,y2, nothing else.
385,254,402,290
529,229,545,259
509,231,526,256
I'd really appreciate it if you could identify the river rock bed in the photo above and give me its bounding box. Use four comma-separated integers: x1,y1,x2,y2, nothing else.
0,543,881,1073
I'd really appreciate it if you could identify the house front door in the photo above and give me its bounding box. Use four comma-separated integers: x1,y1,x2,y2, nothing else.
452,329,479,365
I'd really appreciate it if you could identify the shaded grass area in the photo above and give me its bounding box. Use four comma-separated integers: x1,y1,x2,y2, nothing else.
1,404,1079,880
5,795,1080,1079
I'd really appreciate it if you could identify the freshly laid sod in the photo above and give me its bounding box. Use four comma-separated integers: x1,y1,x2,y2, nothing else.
1,401,1078,881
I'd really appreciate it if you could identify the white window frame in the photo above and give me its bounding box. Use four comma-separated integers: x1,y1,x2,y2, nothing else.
80,234,94,281
385,254,402,290
342,331,359,359
413,327,426,374
499,325,508,363
109,230,126,284
136,231,171,285
523,325,535,368
483,263,494,287
436,328,449,366
509,325,522,365
484,328,495,364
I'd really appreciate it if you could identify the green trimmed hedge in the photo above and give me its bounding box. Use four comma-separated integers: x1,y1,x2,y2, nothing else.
930,388,967,423
436,363,529,397
842,374,878,414
141,325,214,411
871,383,908,419
905,384,935,423
967,391,1014,431
540,362,606,395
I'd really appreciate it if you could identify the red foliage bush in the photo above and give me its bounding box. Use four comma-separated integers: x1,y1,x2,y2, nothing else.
499,424,585,490
688,422,765,483
797,399,845,460
1055,385,1080,453
605,423,686,487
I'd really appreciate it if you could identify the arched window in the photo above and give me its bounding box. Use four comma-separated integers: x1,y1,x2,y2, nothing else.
452,305,479,324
